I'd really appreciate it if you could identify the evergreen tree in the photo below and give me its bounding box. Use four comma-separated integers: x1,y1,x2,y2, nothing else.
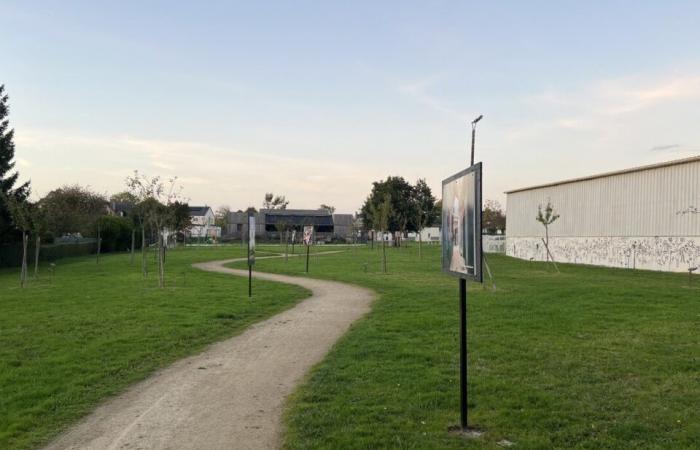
0,84,30,243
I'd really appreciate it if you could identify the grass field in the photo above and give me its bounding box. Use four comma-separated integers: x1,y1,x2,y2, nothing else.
229,244,700,449
0,246,311,450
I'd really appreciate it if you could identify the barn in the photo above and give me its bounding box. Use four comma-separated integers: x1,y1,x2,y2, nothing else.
505,156,700,272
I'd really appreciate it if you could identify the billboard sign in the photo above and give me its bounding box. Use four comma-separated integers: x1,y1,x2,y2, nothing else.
248,214,256,266
303,225,313,245
442,163,482,281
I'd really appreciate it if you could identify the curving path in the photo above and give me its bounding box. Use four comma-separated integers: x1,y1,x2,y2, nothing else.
44,254,374,450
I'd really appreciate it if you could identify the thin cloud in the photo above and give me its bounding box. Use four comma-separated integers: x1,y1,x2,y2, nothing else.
650,144,681,152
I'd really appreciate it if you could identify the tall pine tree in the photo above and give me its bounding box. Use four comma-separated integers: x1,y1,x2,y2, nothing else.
0,84,31,243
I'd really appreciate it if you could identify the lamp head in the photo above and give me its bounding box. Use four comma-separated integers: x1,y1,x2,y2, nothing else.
472,114,483,125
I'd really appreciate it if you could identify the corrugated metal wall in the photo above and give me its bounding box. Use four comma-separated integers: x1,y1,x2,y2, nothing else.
506,159,700,238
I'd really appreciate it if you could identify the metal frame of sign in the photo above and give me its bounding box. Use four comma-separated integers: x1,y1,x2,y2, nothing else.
441,162,483,282
247,212,255,297
441,161,482,432
248,213,256,266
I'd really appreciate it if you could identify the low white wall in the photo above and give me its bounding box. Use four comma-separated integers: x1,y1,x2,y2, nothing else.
483,235,506,254
506,236,700,272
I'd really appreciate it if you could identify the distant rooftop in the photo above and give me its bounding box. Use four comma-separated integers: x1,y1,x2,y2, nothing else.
505,155,700,194
189,206,212,216
262,208,331,216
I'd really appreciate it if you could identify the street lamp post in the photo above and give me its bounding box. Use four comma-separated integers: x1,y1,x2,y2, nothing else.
470,114,483,166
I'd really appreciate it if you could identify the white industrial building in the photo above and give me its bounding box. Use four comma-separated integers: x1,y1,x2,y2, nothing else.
505,156,700,272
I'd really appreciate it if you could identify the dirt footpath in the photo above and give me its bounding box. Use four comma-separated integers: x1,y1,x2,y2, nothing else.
44,256,374,450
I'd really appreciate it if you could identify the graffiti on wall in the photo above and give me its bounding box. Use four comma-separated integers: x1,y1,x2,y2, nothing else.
507,236,700,272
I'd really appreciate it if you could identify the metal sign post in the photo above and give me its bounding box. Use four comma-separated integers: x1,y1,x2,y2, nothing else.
442,163,482,431
248,212,256,297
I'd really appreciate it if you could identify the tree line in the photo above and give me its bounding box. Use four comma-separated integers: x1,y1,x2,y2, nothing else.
0,84,191,287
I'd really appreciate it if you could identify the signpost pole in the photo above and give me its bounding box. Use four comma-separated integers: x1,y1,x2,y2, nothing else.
247,211,255,298
306,244,310,273
459,278,468,429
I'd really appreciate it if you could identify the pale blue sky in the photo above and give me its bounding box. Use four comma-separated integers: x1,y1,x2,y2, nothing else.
2,1,699,212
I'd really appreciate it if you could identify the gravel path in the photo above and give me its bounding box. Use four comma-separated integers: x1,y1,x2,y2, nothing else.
44,254,374,450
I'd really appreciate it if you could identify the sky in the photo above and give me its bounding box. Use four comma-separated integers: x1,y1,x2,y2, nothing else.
2,1,700,213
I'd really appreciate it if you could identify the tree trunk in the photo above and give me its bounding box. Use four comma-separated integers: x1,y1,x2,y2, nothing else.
130,228,135,264
141,223,147,277
545,225,549,262
418,230,422,259
158,228,165,288
34,236,41,278
20,232,28,287
96,221,101,264
382,236,387,273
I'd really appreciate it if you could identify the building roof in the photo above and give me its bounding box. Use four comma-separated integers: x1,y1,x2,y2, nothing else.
262,208,331,216
189,206,212,216
505,155,700,194
263,209,333,226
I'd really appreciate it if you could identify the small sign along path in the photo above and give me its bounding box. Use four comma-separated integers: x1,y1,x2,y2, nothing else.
44,254,374,450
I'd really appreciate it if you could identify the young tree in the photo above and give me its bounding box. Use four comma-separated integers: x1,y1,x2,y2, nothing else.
483,200,506,234
111,191,139,263
319,204,335,214
536,200,560,262
263,192,289,210
413,178,436,257
215,205,231,236
2,192,31,286
432,199,442,227
0,84,30,244
371,194,392,273
126,171,187,287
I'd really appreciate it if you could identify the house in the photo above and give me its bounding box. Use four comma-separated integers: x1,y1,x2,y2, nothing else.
188,206,221,240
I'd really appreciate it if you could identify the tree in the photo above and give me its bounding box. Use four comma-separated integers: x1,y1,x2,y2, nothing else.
126,171,187,287
1,192,31,286
40,185,108,238
361,176,423,233
111,191,139,262
414,178,437,257
0,84,30,244
320,204,335,214
110,191,139,205
432,199,442,227
215,205,231,235
263,193,289,210
536,200,560,262
483,200,506,234
371,194,392,273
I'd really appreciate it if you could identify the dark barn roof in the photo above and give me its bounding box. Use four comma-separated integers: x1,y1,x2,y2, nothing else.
189,206,212,216
263,209,333,227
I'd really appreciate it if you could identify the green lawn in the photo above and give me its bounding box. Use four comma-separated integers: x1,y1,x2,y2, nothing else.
229,245,700,449
0,246,310,450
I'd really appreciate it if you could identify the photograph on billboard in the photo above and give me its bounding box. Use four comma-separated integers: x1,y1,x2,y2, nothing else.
248,215,256,265
441,163,482,281
303,225,313,245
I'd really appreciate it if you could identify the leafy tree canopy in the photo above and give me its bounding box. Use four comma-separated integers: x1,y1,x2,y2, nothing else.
360,176,437,232
39,185,107,238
